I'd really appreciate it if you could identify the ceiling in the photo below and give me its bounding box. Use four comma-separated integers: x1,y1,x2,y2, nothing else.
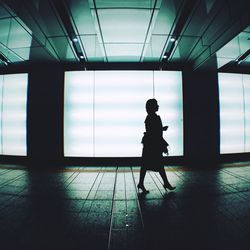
0,0,250,70
217,26,250,71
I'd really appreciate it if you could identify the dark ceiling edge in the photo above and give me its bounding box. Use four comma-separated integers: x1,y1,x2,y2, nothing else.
2,61,250,74
0,61,187,74
219,61,250,74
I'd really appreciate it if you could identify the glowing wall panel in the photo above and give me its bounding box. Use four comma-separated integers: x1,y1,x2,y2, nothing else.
154,71,183,156
243,75,250,152
0,74,28,155
64,71,183,157
219,73,250,153
0,75,3,154
64,72,94,156
94,71,152,156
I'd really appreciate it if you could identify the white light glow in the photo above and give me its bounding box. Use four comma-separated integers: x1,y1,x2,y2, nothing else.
64,71,94,156
219,73,250,153
64,70,183,157
0,73,28,155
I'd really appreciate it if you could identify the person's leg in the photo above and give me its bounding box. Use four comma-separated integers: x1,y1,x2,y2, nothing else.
158,168,168,184
138,168,146,185
159,168,175,190
137,168,149,192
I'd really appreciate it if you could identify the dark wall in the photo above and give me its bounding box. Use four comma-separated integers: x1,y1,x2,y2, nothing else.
27,66,64,165
182,58,220,165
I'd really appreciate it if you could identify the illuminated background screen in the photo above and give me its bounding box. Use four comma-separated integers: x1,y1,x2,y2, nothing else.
64,71,183,157
0,74,28,156
219,73,250,153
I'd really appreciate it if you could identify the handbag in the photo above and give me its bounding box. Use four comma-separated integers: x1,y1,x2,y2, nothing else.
161,138,169,155
141,132,147,144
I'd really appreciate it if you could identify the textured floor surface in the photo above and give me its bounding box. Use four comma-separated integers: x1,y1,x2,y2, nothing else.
0,163,250,250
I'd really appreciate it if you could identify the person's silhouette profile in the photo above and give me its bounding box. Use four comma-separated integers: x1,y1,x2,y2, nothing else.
137,98,175,193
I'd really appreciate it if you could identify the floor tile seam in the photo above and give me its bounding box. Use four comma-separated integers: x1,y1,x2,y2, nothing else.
0,169,13,176
228,180,250,187
227,185,250,194
107,166,119,250
123,168,128,216
149,171,165,197
124,168,139,229
61,172,84,201
0,179,14,187
220,208,249,229
0,173,27,186
130,167,145,230
66,172,81,188
64,171,80,188
79,170,105,213
222,168,250,175
214,189,250,197
0,175,28,191
222,169,250,182
4,187,242,201
0,185,27,195
0,193,25,211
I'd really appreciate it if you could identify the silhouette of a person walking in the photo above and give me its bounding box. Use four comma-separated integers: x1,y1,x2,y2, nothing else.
137,99,175,193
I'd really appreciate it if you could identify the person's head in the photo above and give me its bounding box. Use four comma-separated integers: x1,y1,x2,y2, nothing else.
146,98,159,114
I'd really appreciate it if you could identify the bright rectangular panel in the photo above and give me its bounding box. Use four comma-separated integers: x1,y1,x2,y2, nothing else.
1,73,28,155
154,71,183,156
219,73,245,153
93,0,161,8
105,44,143,61
98,9,151,43
64,70,183,157
243,74,250,152
0,75,3,154
94,71,152,156
64,71,94,156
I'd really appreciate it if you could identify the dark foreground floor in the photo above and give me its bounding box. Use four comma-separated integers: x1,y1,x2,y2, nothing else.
0,163,250,250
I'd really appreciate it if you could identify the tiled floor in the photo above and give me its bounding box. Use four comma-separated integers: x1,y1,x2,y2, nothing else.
0,163,250,250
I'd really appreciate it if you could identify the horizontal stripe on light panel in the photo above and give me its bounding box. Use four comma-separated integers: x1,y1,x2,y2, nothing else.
220,145,244,154
2,136,27,144
3,146,26,156
94,146,140,157
67,95,93,104
66,111,93,121
64,70,183,156
2,97,27,104
220,111,244,120
95,131,140,139
220,128,244,136
2,113,26,120
66,129,93,138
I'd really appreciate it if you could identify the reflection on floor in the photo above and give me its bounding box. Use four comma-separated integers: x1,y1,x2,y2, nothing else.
0,163,250,250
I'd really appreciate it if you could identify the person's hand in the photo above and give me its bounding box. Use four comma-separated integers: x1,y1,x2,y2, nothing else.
163,126,168,131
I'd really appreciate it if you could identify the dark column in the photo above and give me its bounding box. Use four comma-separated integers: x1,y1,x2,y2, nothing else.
27,65,64,167
182,58,220,166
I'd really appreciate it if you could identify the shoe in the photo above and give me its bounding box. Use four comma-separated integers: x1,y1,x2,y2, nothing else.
137,184,149,193
163,183,176,191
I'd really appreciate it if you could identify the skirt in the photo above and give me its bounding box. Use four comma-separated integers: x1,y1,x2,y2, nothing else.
141,145,164,171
